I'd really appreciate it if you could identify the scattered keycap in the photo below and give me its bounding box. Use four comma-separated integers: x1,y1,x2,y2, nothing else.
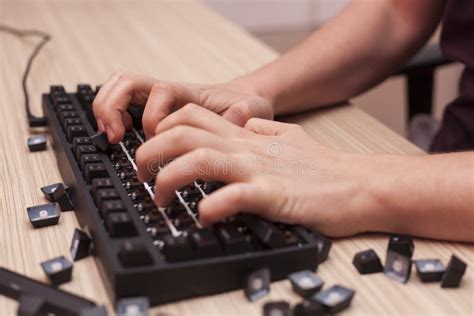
263,300,291,316
70,228,92,261
293,299,326,316
41,183,69,202
441,255,467,288
312,285,355,314
40,256,73,286
353,249,383,275
27,135,47,152
52,183,74,211
27,203,60,228
288,270,324,297
244,267,271,302
388,234,414,258
384,250,412,283
116,296,149,316
90,132,110,152
414,259,446,282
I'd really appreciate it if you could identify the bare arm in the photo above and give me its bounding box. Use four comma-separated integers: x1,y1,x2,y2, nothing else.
237,0,446,115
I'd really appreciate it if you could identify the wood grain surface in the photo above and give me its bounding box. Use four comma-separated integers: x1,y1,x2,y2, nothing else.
0,1,472,315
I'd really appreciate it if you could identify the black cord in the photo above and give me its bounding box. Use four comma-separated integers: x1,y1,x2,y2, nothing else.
0,24,51,127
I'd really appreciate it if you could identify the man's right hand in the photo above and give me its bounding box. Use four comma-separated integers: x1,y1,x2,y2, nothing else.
92,72,273,143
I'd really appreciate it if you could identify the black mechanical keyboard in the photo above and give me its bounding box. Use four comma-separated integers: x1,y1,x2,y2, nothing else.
42,84,324,306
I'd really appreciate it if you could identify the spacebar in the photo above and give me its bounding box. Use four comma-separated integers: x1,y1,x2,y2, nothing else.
0,267,96,315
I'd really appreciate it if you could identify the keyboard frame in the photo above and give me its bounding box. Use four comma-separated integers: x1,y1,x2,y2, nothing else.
42,90,320,306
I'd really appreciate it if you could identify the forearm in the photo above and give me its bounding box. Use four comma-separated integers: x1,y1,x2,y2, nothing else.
367,152,474,242
234,0,444,115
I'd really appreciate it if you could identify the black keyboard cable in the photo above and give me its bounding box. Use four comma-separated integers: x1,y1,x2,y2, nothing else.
0,24,51,127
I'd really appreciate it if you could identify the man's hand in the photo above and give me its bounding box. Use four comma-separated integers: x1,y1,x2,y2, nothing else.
92,72,273,143
135,104,379,237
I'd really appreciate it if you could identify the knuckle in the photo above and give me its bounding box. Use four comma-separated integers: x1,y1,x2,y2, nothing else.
151,81,171,94
193,148,211,161
167,125,189,141
181,103,199,115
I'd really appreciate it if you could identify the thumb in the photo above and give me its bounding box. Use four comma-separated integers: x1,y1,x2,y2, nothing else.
198,182,275,226
244,118,293,136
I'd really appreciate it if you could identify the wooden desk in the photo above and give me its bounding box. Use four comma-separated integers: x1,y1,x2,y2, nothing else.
0,1,472,315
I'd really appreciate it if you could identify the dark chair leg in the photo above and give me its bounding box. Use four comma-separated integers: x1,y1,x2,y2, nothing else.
405,68,434,123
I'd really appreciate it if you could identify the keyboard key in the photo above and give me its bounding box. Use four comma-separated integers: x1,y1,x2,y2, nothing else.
244,267,270,302
288,270,324,297
63,118,82,130
80,154,101,171
67,125,87,143
293,299,325,316
40,256,73,286
91,178,114,196
352,249,383,275
188,228,223,258
414,259,445,282
116,297,149,316
50,85,65,94
441,255,467,288
90,132,109,152
263,301,290,316
100,200,125,218
384,250,412,283
84,163,108,183
75,145,97,161
70,228,92,261
162,234,194,262
27,203,60,228
40,182,69,202
57,104,75,112
60,111,79,124
312,285,355,314
118,241,153,267
388,234,414,258
311,232,332,264
52,95,70,109
95,189,120,208
215,223,251,255
106,212,137,237
52,183,74,211
27,135,47,152
241,215,286,249
72,137,91,152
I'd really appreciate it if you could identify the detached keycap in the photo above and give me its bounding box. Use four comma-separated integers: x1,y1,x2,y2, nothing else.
288,270,324,297
118,241,153,267
388,234,414,258
353,249,383,275
52,183,74,211
384,250,412,283
441,255,467,288
293,299,325,316
106,212,137,237
70,228,92,261
41,183,69,202
40,256,73,286
162,234,194,262
312,285,355,314
27,203,60,228
415,259,446,282
188,228,223,258
116,296,149,316
263,301,290,316
27,135,47,152
90,132,109,152
244,267,270,302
